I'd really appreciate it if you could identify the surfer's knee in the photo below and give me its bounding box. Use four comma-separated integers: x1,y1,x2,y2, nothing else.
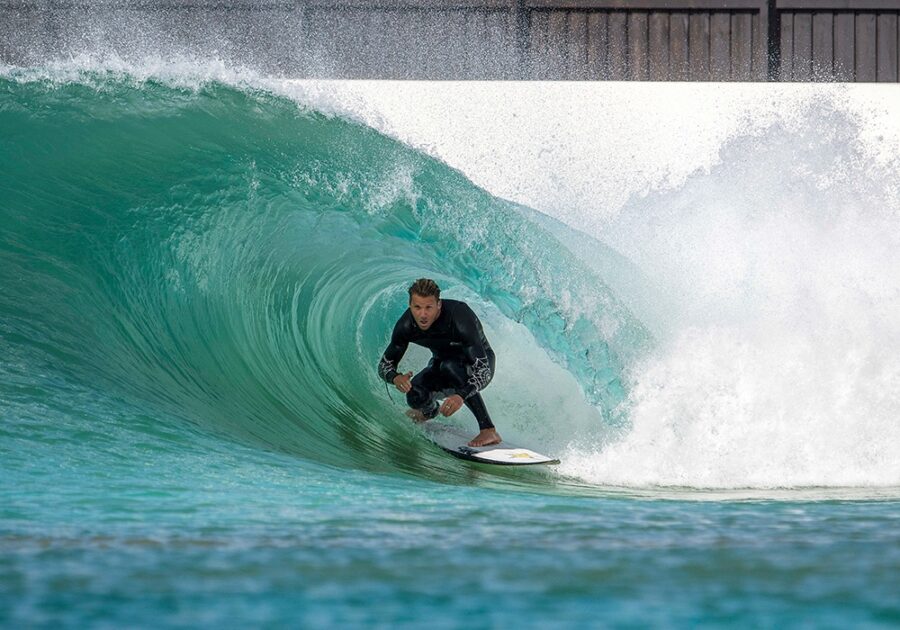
406,386,437,417
438,360,468,386
406,387,426,408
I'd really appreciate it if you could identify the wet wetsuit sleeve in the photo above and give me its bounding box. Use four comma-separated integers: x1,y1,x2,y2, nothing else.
457,306,494,400
377,317,409,384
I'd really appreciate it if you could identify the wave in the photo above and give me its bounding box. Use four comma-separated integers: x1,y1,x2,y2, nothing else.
0,67,646,487
4,61,900,492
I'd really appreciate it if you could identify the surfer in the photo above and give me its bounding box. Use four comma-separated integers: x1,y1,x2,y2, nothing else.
378,278,500,447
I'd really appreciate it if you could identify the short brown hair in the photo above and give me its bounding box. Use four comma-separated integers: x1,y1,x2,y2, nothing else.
408,278,440,301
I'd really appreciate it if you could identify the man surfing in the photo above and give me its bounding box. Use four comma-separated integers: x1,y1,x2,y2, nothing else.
378,278,500,447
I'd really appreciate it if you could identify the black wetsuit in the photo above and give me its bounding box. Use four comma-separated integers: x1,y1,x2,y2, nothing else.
378,299,496,430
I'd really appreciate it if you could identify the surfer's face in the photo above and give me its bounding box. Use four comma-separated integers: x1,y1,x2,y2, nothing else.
410,294,441,331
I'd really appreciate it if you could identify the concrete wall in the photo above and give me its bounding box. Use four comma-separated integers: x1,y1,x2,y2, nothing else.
2,0,898,81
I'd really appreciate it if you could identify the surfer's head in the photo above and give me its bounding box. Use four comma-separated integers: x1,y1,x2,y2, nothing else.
408,278,441,331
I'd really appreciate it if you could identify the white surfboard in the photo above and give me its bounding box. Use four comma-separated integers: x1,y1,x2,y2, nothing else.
422,422,560,466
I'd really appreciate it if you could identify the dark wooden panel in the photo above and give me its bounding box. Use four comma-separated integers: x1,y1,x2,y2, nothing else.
354,9,384,79
308,0,512,7
548,9,569,77
832,11,855,80
483,9,514,77
381,9,407,78
779,11,793,79
365,9,393,77
565,11,587,81
484,9,511,79
462,10,484,78
608,10,628,78
732,12,753,79
855,12,877,81
812,12,833,80
648,12,669,79
669,11,690,79
528,9,551,77
9,0,508,6
777,1,900,10
569,11,590,81
424,10,453,78
447,9,469,76
876,12,898,82
586,11,609,78
0,9,26,64
14,0,900,83
442,11,467,78
628,11,649,79
710,12,731,79
352,9,385,78
5,0,766,6
306,8,344,76
755,0,770,79
395,9,417,78
548,7,570,39
417,9,439,77
452,10,478,78
508,5,526,69
527,0,765,8
792,11,813,80
689,12,711,80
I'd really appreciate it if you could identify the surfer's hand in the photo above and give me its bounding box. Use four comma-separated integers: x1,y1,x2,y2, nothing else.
393,371,413,393
440,394,464,417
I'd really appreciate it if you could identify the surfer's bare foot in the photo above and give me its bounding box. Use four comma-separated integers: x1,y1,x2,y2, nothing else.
468,428,501,447
405,409,429,424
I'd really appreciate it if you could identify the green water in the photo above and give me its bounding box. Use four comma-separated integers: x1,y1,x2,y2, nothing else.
2,70,899,627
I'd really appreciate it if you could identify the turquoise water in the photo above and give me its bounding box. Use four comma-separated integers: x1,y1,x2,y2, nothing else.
2,69,900,627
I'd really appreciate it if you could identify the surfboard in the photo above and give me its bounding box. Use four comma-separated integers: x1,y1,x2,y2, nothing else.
421,422,560,466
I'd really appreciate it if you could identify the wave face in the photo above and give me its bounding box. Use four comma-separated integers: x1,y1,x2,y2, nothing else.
0,70,647,484
3,66,900,492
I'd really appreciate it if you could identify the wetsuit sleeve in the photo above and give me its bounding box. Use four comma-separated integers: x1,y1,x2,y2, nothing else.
456,306,494,400
378,317,409,384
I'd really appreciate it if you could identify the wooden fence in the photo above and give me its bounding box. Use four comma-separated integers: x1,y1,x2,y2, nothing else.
524,1,771,80
2,0,899,80
778,0,900,81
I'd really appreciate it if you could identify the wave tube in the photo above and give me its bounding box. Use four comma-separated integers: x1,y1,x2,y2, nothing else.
0,69,647,484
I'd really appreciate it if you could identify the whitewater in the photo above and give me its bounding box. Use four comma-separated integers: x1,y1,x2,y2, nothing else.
2,57,900,627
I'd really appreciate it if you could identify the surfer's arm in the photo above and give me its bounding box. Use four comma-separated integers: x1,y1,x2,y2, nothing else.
377,320,409,384
457,308,494,400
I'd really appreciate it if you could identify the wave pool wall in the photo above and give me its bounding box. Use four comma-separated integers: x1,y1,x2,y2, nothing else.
3,0,900,81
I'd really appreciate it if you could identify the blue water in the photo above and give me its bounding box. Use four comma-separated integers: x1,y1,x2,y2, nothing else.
2,66,900,627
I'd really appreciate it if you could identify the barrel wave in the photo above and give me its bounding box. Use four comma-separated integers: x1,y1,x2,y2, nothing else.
0,71,648,484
